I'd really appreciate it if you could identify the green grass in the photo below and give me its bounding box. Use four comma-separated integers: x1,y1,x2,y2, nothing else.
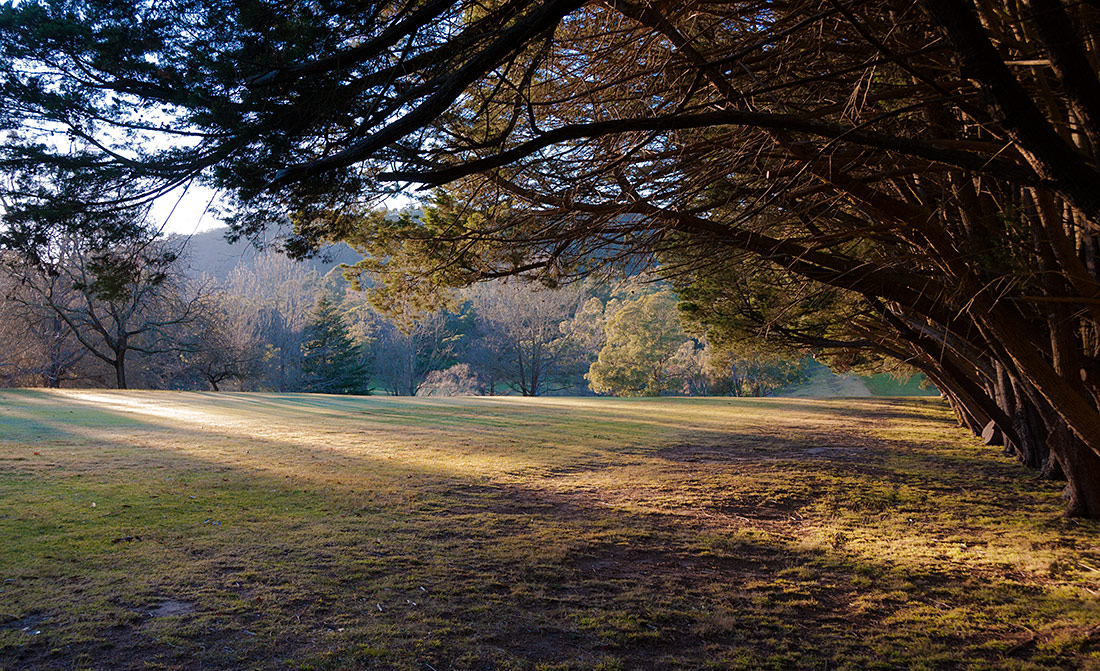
860,373,938,397
0,390,1098,670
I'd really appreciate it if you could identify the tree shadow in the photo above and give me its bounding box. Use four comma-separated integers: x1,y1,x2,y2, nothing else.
1,390,1094,670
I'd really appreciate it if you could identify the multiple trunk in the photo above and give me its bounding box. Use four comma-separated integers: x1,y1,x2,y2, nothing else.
572,0,1100,517
869,305,1100,517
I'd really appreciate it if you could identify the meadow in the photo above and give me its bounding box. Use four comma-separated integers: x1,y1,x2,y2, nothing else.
0,390,1098,670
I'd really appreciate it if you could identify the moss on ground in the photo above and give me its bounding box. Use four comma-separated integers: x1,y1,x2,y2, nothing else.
0,390,1097,670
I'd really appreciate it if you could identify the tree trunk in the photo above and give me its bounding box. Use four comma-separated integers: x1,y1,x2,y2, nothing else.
114,353,127,390
1049,423,1100,518
1006,374,1051,470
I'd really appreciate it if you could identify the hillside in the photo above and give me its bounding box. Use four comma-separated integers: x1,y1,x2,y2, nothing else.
169,227,362,281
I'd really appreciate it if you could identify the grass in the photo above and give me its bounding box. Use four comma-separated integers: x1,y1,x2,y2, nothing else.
0,390,1098,670
860,373,938,397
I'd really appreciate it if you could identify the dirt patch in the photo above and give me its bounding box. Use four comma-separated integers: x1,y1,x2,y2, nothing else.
655,437,888,470
146,600,195,618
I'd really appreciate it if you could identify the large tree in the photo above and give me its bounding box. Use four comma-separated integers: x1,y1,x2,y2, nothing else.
465,280,587,396
2,235,200,389
587,291,687,397
5,1,1100,515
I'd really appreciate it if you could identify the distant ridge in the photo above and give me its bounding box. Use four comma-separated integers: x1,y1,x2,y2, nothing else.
167,227,362,281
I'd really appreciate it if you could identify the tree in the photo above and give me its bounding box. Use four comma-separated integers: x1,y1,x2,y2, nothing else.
223,251,319,391
587,292,688,397
180,290,265,391
300,293,369,395
0,268,89,387
7,1,1100,515
2,235,200,389
372,311,461,396
464,280,586,396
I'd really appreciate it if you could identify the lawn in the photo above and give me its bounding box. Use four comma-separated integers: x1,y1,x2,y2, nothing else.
1,390,1098,670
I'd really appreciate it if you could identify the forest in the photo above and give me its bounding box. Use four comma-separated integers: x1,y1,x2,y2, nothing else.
0,226,816,397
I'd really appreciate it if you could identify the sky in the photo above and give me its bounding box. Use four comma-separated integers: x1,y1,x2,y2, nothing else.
150,183,416,238
149,182,226,236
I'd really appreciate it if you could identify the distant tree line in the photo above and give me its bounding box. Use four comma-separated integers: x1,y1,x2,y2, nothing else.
0,232,812,397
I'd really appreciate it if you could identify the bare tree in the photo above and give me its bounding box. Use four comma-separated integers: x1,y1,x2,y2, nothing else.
181,290,265,391
0,268,89,387
464,280,587,396
223,251,319,391
373,312,460,396
4,236,200,389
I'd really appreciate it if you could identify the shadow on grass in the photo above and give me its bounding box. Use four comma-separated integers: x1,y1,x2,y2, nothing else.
1,390,1097,671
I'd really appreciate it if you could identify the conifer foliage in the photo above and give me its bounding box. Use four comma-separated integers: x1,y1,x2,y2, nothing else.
300,293,369,395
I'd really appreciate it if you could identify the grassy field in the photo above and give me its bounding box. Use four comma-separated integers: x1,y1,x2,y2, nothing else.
1,390,1098,671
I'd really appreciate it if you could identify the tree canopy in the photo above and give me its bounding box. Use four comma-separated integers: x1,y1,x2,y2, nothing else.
5,0,1100,515
587,291,686,397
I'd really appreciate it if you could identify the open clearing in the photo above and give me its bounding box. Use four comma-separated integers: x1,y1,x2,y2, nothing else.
1,390,1098,670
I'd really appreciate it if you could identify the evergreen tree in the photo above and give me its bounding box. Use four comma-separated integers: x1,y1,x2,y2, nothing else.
301,293,369,395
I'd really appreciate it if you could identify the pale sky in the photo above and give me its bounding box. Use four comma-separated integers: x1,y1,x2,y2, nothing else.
150,182,225,236
150,183,416,238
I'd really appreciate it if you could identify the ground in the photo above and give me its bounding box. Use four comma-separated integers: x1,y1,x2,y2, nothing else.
0,390,1098,671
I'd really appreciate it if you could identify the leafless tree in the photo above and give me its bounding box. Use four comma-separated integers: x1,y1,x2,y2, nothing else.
180,289,266,391
464,280,587,396
373,311,460,396
3,236,201,389
0,267,90,387
223,251,319,391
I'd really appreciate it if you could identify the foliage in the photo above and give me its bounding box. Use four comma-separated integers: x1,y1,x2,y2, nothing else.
719,352,814,398
300,292,369,395
587,292,688,397
418,363,483,397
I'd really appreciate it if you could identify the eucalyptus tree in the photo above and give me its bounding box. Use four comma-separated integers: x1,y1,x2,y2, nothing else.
587,291,687,397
